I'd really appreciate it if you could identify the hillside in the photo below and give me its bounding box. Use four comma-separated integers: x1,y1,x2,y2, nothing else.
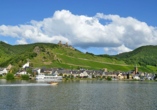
115,45,157,67
0,41,36,63
0,41,155,73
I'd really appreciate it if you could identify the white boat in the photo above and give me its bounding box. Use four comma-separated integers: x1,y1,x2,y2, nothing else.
35,74,63,81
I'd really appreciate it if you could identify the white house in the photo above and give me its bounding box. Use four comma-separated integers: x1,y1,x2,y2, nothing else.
33,68,41,74
118,73,124,79
133,75,140,80
16,70,27,75
0,68,8,76
22,61,29,68
146,73,153,80
80,71,88,77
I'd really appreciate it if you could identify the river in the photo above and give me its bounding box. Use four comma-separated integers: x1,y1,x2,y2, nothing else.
0,79,157,110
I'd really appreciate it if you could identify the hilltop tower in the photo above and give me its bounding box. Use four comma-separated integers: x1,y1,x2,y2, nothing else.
58,40,62,45
66,42,68,46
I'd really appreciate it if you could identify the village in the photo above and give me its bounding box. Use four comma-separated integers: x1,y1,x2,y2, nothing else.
0,59,156,80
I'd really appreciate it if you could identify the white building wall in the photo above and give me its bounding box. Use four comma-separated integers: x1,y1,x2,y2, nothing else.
0,68,8,74
16,71,27,75
0,71,3,75
37,69,41,74
22,62,29,68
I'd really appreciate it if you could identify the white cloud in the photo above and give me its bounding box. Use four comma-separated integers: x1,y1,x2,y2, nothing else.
16,39,28,44
3,40,8,44
0,10,157,54
104,44,132,55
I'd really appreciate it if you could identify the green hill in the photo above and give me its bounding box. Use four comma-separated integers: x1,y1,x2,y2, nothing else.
0,41,155,73
115,45,157,67
0,41,36,63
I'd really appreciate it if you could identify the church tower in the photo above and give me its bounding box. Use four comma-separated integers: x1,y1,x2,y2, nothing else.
135,64,138,74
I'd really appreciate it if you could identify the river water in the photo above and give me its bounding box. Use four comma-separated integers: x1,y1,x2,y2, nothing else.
0,79,157,110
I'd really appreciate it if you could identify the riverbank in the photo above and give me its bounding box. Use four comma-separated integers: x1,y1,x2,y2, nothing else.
0,77,21,79
0,77,156,81
62,78,157,81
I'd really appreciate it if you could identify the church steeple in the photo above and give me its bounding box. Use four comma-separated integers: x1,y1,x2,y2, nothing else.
135,63,137,68
135,63,138,74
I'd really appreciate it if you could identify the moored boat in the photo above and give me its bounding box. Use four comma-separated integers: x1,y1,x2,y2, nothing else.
35,74,62,81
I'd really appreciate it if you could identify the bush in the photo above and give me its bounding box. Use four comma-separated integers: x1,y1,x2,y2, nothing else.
71,75,74,79
67,75,71,78
30,63,33,67
107,76,112,81
64,75,67,78
154,74,157,80
100,78,103,80
6,73,14,80
76,75,80,78
103,76,106,78
92,75,95,78
21,75,29,80
59,73,63,76
96,76,101,79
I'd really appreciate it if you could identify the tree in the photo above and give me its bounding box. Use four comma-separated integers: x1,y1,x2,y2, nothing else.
68,75,71,78
10,66,19,74
59,73,63,76
154,74,157,80
103,76,106,79
76,75,80,78
21,75,29,80
26,68,33,76
64,74,67,78
92,75,95,78
107,76,112,81
6,73,14,80
18,61,23,67
30,63,33,67
71,75,74,79
77,66,80,70
86,75,88,78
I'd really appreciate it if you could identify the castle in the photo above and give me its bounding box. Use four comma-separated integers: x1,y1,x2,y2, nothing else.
58,40,75,50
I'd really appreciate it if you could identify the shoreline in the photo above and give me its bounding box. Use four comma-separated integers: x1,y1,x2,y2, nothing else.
0,77,156,81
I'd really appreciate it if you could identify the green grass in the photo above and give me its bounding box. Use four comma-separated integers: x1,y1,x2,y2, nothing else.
0,77,6,79
32,48,155,72
146,65,157,73
52,47,126,65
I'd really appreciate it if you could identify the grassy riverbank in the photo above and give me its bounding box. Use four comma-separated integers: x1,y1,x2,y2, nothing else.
0,77,21,79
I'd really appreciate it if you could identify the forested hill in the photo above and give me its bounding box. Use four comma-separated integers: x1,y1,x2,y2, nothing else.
115,45,157,66
0,41,35,63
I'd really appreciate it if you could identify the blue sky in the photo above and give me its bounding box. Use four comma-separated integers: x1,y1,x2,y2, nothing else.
0,0,157,55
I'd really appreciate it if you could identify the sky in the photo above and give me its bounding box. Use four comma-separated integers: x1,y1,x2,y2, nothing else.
0,0,157,55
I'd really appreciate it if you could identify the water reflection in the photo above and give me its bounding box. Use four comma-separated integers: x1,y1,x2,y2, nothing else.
0,80,157,110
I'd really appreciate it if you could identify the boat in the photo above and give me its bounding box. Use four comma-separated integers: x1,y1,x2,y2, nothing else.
35,74,63,81
47,81,58,85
